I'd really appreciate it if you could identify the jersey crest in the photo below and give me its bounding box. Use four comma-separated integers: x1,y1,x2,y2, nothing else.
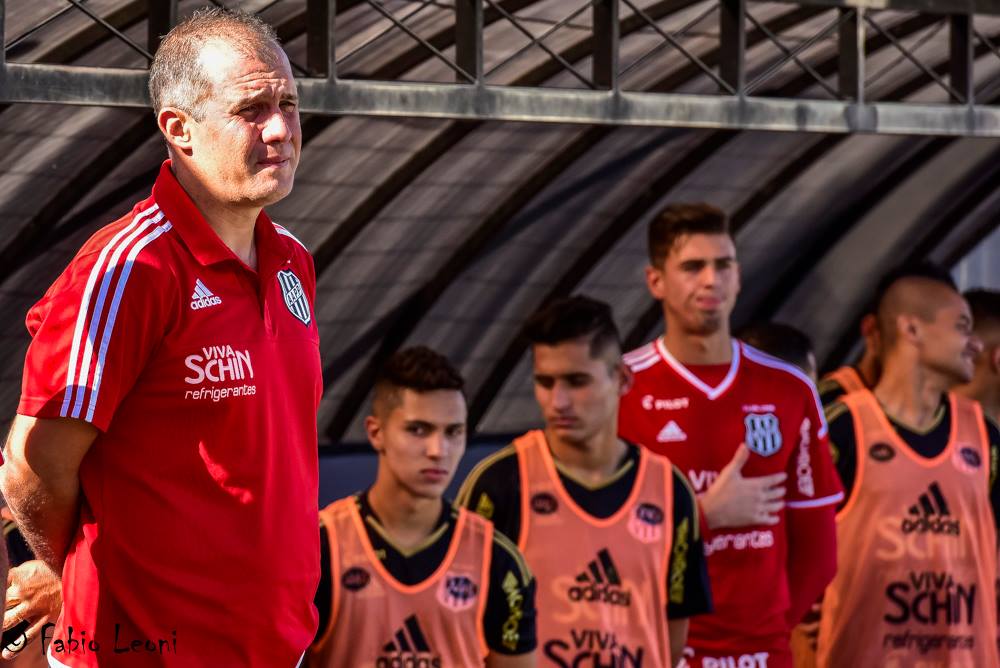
277,270,312,326
744,413,783,457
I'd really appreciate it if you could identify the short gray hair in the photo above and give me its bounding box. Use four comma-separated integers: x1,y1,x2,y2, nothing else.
148,7,281,119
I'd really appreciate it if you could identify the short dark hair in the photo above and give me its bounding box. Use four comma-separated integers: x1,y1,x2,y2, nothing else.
372,346,465,416
523,295,622,359
873,261,957,314
148,7,281,118
739,321,814,374
965,289,1000,331
648,203,730,266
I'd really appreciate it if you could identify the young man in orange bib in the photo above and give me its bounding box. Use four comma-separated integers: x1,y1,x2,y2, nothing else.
817,265,1000,668
817,312,881,406
956,289,1000,426
307,347,537,668
458,296,710,668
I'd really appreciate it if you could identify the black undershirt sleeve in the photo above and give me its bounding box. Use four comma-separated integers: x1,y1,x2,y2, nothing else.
817,379,847,409
314,523,332,645
825,402,857,504
666,466,713,618
456,446,524,544
482,535,538,654
985,417,1000,541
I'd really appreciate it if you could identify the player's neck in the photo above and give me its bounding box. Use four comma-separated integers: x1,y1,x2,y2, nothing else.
544,427,627,484
856,353,880,388
873,360,949,431
172,164,260,270
367,479,443,550
661,326,732,365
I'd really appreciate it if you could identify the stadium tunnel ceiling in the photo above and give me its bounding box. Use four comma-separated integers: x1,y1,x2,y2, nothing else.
2,0,998,444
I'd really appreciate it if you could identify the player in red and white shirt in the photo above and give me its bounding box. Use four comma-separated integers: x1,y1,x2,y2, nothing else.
619,203,842,668
1,10,318,667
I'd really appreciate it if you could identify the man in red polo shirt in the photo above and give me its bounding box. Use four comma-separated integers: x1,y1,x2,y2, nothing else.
0,8,318,667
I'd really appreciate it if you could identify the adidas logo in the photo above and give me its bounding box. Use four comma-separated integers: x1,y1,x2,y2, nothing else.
901,482,960,535
657,420,687,443
568,548,631,607
190,279,222,310
378,615,441,668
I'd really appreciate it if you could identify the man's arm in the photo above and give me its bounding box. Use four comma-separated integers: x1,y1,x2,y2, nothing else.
785,505,837,625
784,396,845,626
666,467,711,618
0,416,97,572
667,618,689,668
483,531,536,663
486,653,536,668
985,416,1000,545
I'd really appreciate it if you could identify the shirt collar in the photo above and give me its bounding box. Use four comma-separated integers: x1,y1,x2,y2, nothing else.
151,160,293,270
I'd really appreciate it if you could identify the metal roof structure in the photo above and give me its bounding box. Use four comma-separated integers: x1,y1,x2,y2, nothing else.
0,0,997,445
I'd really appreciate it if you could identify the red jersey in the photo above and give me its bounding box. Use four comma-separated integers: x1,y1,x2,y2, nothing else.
20,162,321,667
619,338,842,664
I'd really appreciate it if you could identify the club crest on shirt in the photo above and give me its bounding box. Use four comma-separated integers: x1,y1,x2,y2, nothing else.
954,445,982,475
627,503,664,543
438,574,479,611
341,567,371,592
744,413,782,457
531,492,559,515
277,269,311,326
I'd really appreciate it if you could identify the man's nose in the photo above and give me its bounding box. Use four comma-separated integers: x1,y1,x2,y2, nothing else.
261,107,293,143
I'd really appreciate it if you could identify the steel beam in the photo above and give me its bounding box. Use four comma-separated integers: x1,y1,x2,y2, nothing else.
770,0,1000,15
720,0,746,94
950,15,974,103
3,66,1000,136
839,8,864,101
455,0,484,83
593,0,619,89
0,64,149,106
307,0,337,77
147,0,178,54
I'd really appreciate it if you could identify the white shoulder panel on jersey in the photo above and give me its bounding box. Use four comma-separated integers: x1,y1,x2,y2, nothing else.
623,342,659,372
742,343,829,438
273,223,308,251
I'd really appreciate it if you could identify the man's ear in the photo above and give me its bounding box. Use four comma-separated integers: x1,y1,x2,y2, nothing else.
898,314,921,345
618,361,634,397
991,345,1000,375
157,107,195,155
645,264,665,301
365,415,384,455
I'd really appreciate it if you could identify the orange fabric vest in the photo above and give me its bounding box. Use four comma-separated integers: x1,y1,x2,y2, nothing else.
308,498,492,668
823,366,867,395
514,430,674,668
817,391,998,668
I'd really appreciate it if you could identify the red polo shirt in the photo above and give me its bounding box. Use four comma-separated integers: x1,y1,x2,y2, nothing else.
19,161,321,667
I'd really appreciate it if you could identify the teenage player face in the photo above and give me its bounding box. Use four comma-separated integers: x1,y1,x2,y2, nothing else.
184,40,301,207
918,290,981,384
368,389,467,499
533,338,628,445
646,233,740,336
